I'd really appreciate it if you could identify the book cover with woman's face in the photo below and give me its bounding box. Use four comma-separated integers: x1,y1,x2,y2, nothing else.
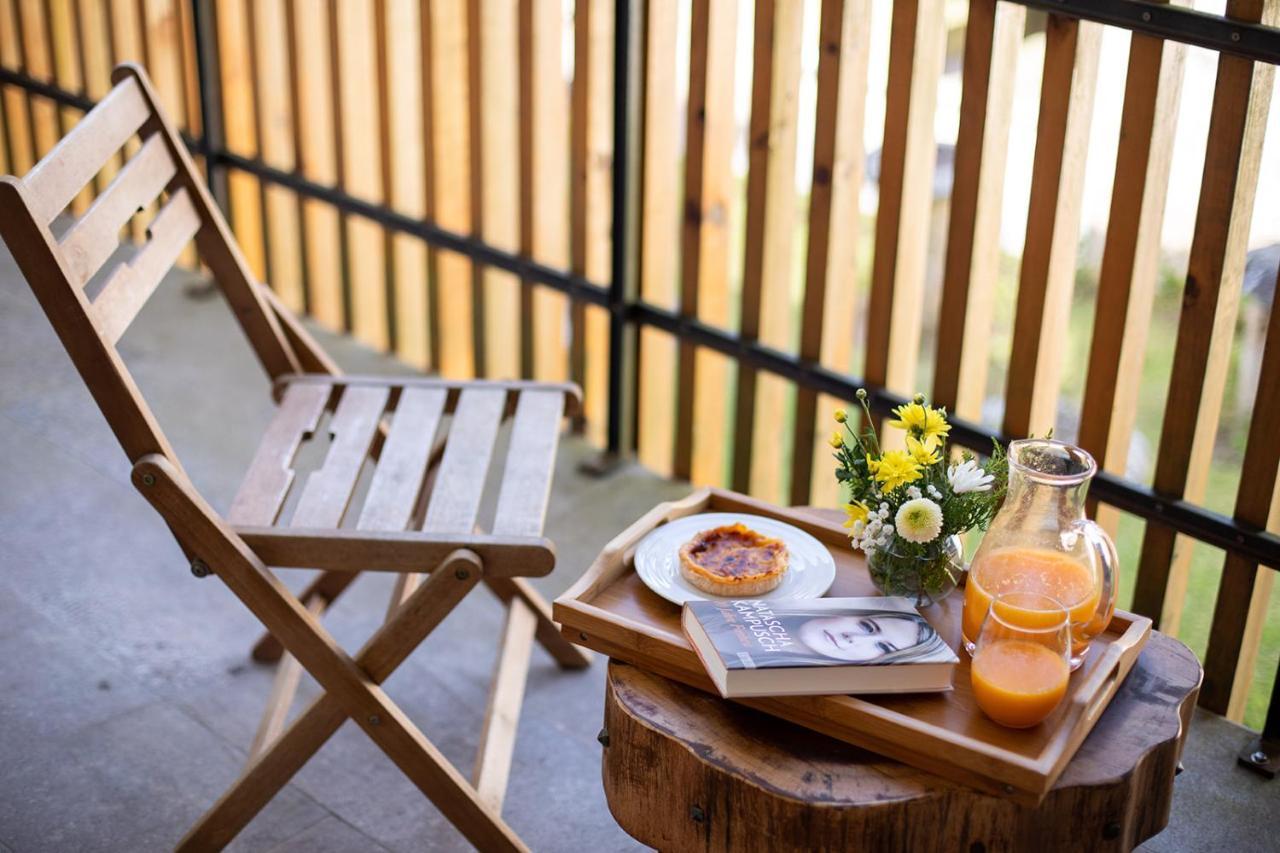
688,598,956,669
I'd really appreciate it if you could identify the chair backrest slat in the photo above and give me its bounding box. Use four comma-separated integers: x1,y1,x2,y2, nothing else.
25,77,150,224
92,186,201,343
61,133,178,287
0,63,329,482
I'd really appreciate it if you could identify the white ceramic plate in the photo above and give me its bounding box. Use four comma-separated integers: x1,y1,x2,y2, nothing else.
633,513,837,606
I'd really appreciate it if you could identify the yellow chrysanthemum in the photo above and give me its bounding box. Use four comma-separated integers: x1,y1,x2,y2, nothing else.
829,431,844,448
919,406,951,451
906,435,939,466
870,450,921,491
888,402,928,433
842,500,869,530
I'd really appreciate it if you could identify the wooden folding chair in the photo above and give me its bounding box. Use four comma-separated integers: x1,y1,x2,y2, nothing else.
0,63,590,852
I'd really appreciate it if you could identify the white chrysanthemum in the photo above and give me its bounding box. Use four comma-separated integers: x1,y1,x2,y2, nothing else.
948,459,993,494
895,498,943,543
906,486,922,500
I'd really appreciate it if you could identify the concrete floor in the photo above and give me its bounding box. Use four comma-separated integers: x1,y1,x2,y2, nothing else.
0,242,1275,852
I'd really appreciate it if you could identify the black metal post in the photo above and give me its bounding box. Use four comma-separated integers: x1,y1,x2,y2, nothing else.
189,0,230,214
598,0,642,467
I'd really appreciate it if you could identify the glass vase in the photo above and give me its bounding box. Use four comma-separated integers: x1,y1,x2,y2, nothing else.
866,534,964,608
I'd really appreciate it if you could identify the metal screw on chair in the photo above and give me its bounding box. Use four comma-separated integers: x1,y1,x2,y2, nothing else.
597,727,610,748
1251,750,1269,765
141,473,156,486
190,559,211,578
690,804,706,823
454,566,470,580
368,714,382,726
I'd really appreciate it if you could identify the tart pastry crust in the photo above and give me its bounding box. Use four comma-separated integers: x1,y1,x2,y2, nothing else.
678,523,789,596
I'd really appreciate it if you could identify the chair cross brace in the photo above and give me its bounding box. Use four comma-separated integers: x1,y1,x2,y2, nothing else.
133,454,559,853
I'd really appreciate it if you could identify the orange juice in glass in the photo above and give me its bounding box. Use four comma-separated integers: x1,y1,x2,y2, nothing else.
962,440,1118,670
970,592,1072,729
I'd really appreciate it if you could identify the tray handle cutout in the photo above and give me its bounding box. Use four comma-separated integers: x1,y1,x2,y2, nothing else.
1074,644,1125,724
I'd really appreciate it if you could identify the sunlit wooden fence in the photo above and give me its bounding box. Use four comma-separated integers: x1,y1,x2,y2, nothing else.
2,0,1280,762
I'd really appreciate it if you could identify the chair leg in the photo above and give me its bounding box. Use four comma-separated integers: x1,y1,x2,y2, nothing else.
250,570,357,662
486,576,592,669
247,598,324,762
473,598,537,812
179,553,521,852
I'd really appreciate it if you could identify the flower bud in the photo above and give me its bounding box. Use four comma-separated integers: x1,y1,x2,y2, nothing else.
833,408,848,423
828,431,843,448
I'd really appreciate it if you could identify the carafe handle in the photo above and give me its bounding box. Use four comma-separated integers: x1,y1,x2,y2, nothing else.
1074,519,1119,639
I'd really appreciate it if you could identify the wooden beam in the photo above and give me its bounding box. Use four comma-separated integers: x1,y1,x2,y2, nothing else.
931,0,1023,423
733,0,804,501
864,0,946,415
1002,16,1102,438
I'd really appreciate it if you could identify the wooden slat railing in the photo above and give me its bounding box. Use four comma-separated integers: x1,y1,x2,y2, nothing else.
3,0,1280,741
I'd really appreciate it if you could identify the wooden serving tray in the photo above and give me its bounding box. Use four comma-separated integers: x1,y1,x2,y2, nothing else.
553,488,1152,805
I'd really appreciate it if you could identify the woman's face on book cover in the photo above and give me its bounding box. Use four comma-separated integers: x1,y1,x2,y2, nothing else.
796,614,921,662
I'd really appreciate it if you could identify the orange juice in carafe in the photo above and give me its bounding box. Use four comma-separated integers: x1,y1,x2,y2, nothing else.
962,439,1118,669
962,547,1100,657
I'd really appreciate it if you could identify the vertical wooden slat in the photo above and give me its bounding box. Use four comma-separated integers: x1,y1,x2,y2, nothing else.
76,0,118,190
289,0,344,330
732,0,804,501
635,0,679,475
1133,0,1278,631
673,0,738,486
0,78,7,175
476,0,521,378
931,0,1023,422
1078,10,1184,537
863,0,946,413
291,387,391,529
430,0,475,377
333,0,388,351
139,0,185,122
571,0,614,446
252,0,305,311
47,0,90,213
16,0,60,159
465,0,488,377
526,0,569,382
175,0,202,134
1202,273,1280,719
215,0,267,281
376,0,430,368
107,0,154,245
0,0,35,175
1002,16,1102,438
792,0,873,506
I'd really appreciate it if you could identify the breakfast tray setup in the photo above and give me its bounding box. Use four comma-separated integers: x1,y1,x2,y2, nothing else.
553,488,1153,804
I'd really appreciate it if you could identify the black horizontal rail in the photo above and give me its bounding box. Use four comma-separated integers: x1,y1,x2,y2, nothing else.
1026,0,1280,65
3,0,1280,573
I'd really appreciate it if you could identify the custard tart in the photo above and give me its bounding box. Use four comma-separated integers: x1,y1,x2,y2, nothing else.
678,523,789,596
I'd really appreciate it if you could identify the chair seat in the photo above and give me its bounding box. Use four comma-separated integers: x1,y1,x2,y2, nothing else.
227,373,580,578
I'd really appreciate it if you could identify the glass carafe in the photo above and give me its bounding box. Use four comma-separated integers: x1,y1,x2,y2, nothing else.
961,439,1118,670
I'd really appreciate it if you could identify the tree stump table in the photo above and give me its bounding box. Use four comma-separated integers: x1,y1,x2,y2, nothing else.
599,510,1203,853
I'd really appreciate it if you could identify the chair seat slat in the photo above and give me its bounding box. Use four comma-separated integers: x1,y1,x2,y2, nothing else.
358,387,448,532
92,187,201,343
422,388,506,534
25,77,150,224
228,384,330,526
491,391,564,537
60,134,177,287
291,386,390,529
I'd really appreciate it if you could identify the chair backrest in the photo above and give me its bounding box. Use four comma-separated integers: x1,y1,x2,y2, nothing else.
0,63,323,469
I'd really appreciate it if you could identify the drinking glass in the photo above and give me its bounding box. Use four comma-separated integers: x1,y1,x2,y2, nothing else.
970,592,1072,729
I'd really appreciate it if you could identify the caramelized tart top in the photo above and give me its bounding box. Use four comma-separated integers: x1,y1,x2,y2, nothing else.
679,523,788,581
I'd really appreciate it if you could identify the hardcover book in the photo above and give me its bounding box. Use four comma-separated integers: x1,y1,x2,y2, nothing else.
682,596,958,698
